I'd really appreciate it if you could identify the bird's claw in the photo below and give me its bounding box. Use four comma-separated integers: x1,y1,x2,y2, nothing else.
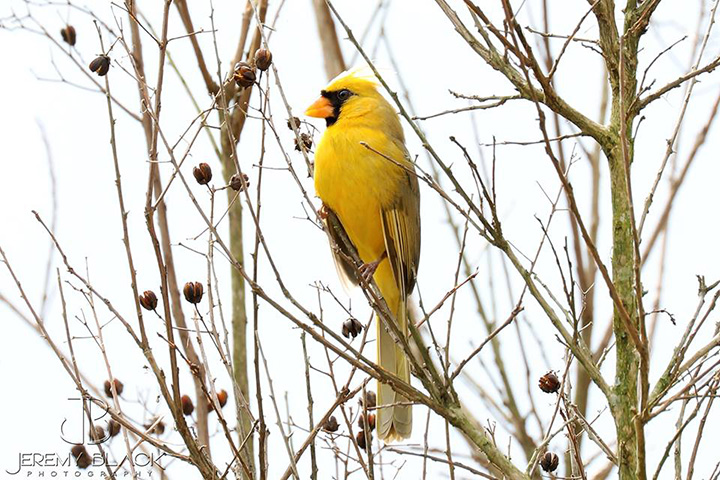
358,260,381,283
319,204,330,220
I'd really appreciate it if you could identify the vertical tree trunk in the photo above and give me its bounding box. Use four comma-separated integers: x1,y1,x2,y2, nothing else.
219,132,254,477
608,26,646,478
220,94,254,479
227,192,252,471
608,141,640,479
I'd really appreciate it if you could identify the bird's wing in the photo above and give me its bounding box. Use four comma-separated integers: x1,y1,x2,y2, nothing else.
380,154,421,299
323,207,359,291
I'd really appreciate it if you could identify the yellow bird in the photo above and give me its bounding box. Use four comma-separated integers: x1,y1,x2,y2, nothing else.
306,69,420,442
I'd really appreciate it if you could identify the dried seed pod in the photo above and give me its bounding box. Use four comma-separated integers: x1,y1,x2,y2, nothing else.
207,389,229,410
322,415,339,433
193,162,212,185
286,117,301,130
107,419,121,438
355,430,370,451
294,133,313,152
139,290,158,311
233,61,256,88
145,417,165,435
217,389,228,408
358,413,376,432
181,395,194,416
71,445,91,469
89,55,110,76
230,173,250,192
104,378,124,397
61,25,77,46
89,425,105,443
341,318,363,339
360,390,377,409
254,48,272,71
540,452,559,473
183,282,204,304
538,371,560,394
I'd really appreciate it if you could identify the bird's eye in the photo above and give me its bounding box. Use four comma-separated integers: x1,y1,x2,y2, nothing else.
337,89,352,101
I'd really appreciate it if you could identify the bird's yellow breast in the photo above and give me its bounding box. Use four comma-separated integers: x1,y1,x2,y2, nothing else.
314,126,405,263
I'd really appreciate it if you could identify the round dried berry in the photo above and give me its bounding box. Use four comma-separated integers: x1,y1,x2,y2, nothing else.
358,413,376,432
61,25,77,46
104,378,124,397
233,61,256,88
108,419,121,438
540,452,559,473
183,282,204,304
538,371,561,394
322,415,339,433
254,48,272,71
355,430,370,451
71,445,90,469
139,290,158,311
89,55,110,76
181,395,194,416
193,163,212,185
230,173,250,192
341,318,363,339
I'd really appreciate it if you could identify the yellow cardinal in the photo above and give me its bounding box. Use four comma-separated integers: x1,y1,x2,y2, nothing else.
306,68,420,442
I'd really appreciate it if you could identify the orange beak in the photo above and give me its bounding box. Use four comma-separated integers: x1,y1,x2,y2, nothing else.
305,96,334,118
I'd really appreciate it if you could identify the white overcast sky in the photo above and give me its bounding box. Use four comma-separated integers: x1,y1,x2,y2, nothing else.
1,0,720,478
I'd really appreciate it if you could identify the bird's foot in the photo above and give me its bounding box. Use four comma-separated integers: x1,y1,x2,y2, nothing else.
359,251,387,283
319,204,330,220
358,260,381,283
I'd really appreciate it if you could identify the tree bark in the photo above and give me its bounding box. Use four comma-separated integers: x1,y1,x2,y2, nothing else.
606,27,643,478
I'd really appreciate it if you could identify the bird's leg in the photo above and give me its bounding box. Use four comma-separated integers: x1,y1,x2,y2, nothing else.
359,251,387,283
319,204,330,220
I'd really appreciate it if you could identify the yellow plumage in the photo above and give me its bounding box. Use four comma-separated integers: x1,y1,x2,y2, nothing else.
306,69,420,442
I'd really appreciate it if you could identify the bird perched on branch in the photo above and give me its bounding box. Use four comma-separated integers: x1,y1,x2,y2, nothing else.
306,68,420,442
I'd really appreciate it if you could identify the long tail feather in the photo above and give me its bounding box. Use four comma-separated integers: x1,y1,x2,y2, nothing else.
377,294,412,441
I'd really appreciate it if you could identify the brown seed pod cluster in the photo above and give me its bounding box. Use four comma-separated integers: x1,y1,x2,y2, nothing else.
217,389,228,407
540,451,559,472
342,318,363,339
286,117,301,131
322,415,339,433
254,48,272,72
60,25,76,46
294,133,313,152
230,173,250,192
358,413,375,432
89,55,110,76
107,419,121,438
183,282,204,304
193,163,212,185
145,417,166,435
104,378,124,397
89,425,105,443
139,290,158,311
71,445,90,469
207,389,229,410
360,390,377,410
181,395,194,416
233,61,256,88
355,430,371,451
538,371,560,394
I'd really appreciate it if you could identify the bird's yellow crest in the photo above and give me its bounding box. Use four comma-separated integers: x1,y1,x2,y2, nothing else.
325,66,381,93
